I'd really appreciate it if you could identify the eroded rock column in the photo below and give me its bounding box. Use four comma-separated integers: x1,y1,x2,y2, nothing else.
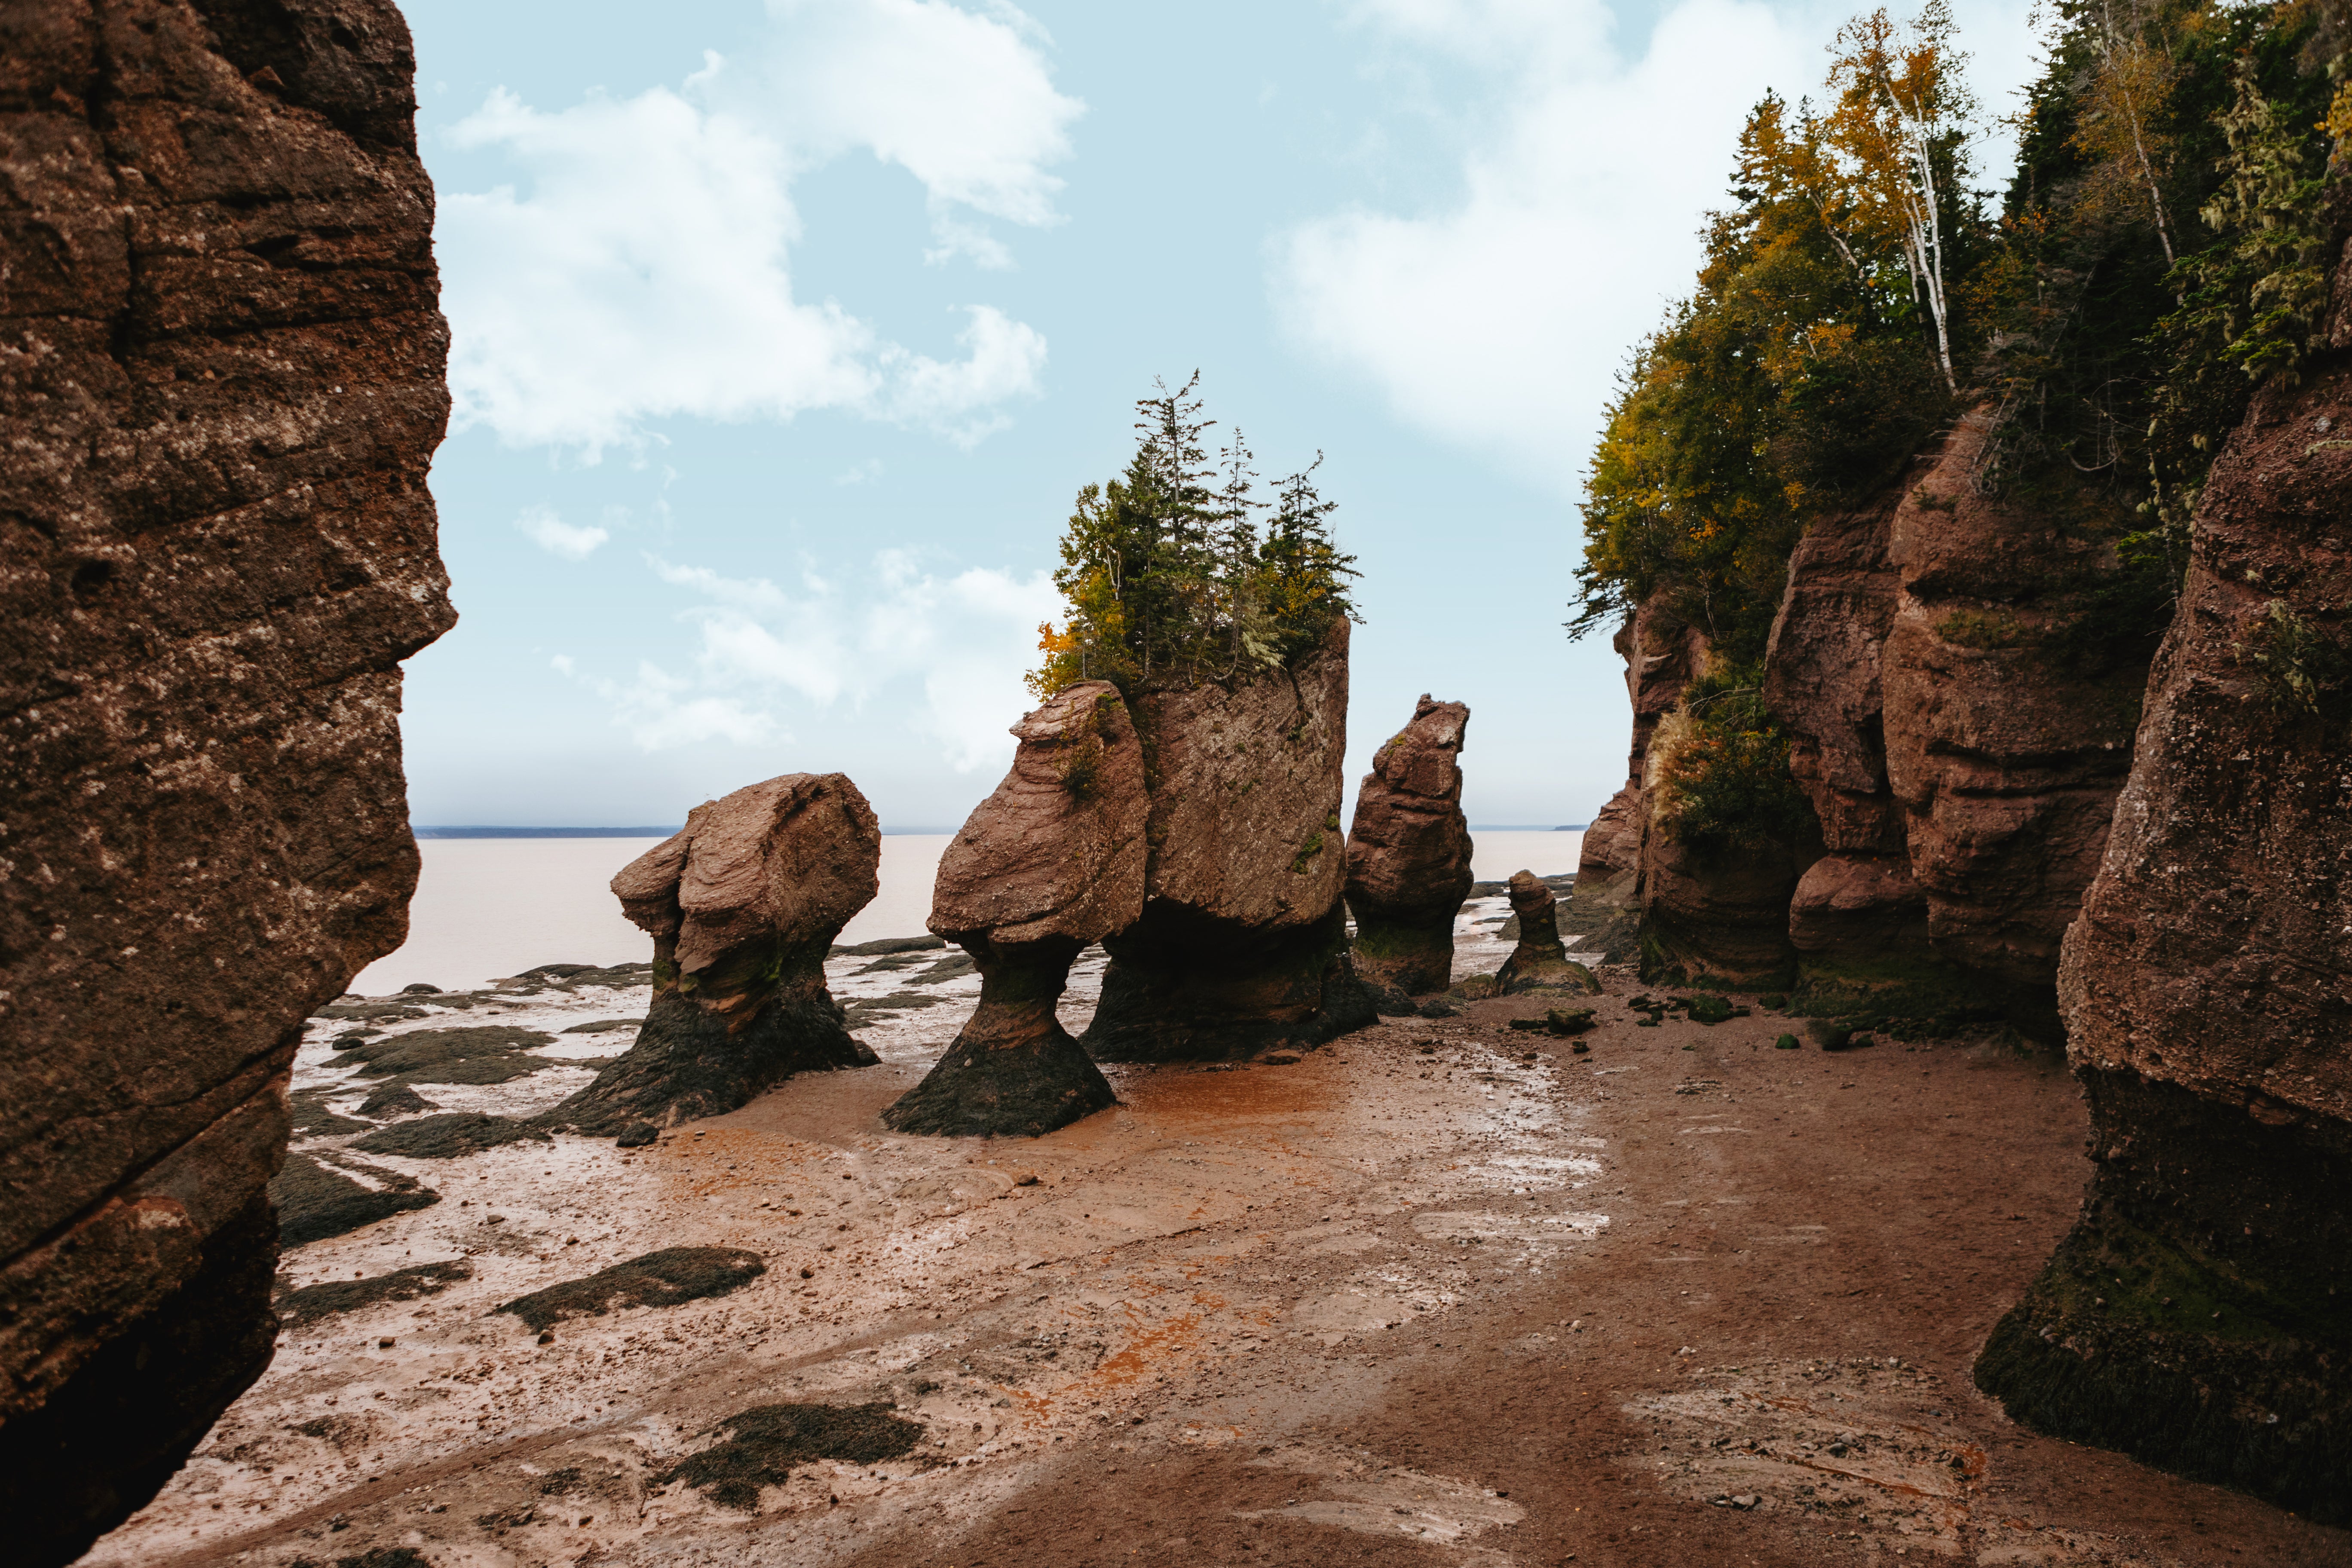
1082,620,1375,1062
884,682,1142,1137
547,774,881,1133
1344,695,1473,995
1974,316,2352,1519
1495,872,1600,995
0,3,454,1559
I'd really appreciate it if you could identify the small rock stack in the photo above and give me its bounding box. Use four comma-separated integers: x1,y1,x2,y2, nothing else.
1495,872,1600,996
884,682,1142,1137
1344,695,1474,996
548,774,881,1133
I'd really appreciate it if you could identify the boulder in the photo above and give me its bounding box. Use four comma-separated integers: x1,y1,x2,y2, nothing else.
1494,872,1601,995
1344,695,1473,993
1082,619,1375,1061
1975,288,2352,1519
545,775,880,1132
0,5,454,1560
883,682,1142,1137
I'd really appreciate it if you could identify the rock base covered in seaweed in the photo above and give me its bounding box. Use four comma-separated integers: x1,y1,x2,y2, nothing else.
885,682,1140,1137
546,774,881,1133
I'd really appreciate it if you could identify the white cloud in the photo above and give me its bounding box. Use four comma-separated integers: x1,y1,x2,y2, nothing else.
437,0,1078,455
515,505,610,560
1274,0,2035,496
568,549,1058,769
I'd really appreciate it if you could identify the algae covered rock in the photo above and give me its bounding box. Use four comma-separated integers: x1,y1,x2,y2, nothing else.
1975,326,2352,1520
1494,872,1601,995
883,682,1141,1138
1344,695,1473,994
1082,620,1375,1062
545,774,880,1133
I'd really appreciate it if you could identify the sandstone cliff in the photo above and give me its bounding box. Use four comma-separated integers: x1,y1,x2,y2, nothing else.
1974,287,2352,1517
1594,416,2154,1030
1083,618,1374,1061
0,3,452,1559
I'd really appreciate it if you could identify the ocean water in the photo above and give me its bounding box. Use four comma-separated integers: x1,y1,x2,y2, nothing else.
350,827,1585,996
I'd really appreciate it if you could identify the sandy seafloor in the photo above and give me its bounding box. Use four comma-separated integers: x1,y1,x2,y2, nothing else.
86,860,2348,1568
92,881,1577,1565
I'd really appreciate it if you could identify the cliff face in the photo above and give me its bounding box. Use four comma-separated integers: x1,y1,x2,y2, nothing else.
1597,416,2153,1029
1974,281,2352,1516
0,3,452,1560
1875,414,2149,1032
1569,601,1708,958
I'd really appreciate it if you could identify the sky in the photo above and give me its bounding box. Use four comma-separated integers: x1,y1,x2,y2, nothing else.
399,0,2038,831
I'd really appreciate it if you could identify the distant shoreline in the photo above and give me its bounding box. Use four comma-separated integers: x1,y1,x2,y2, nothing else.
415,823,1584,839
412,826,955,839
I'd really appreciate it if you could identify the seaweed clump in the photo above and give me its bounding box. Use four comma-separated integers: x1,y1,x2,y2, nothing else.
276,1260,472,1326
350,1113,551,1160
494,1247,766,1332
655,1403,924,1510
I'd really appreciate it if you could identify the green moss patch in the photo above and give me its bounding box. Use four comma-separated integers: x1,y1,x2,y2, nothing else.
496,1246,767,1333
270,1153,438,1247
351,1113,551,1160
655,1402,924,1510
277,1259,472,1326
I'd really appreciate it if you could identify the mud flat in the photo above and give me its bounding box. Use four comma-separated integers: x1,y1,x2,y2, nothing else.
92,932,2349,1568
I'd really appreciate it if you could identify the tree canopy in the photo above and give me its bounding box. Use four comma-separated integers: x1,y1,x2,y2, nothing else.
1030,375,1360,700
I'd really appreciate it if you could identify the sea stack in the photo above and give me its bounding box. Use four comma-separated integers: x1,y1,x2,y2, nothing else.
1494,871,1601,995
1344,695,1473,995
1973,338,2352,1519
0,3,455,1559
1082,619,1376,1061
882,682,1142,1137
547,774,881,1133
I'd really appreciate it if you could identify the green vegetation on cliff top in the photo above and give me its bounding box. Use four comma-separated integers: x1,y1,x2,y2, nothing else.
1572,0,2347,844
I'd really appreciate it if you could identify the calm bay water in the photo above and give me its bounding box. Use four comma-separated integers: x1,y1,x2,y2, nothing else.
350,828,1584,995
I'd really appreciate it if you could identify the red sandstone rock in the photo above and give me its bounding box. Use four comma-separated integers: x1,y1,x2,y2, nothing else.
1344,695,1473,994
549,775,881,1132
885,683,1142,1136
1977,258,2352,1518
1083,619,1374,1061
1877,411,2148,1028
1494,872,1600,995
0,4,453,1557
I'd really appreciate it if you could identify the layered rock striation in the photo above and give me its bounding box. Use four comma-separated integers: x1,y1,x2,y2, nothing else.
1082,619,1375,1061
885,682,1141,1137
1344,695,1473,995
1592,414,2155,1029
548,775,881,1133
1975,310,2352,1518
0,3,454,1559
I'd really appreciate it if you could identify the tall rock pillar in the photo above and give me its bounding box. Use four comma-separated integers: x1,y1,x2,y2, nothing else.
1344,695,1473,995
1974,289,2352,1516
0,3,454,1559
1082,619,1375,1061
885,681,1142,1137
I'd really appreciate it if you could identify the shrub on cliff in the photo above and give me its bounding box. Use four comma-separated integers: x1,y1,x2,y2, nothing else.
1645,666,1818,853
1030,374,1359,698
